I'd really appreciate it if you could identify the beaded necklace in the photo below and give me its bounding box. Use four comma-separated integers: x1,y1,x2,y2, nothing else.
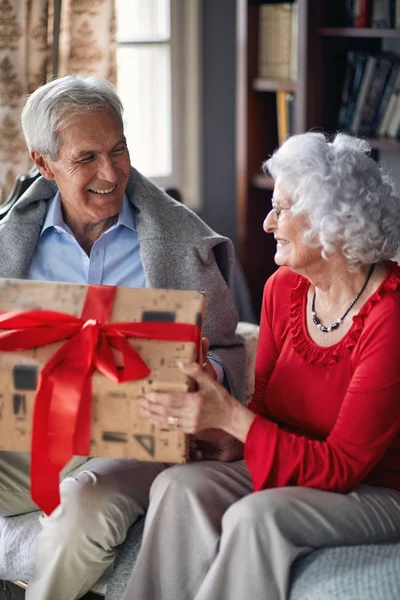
311,264,375,333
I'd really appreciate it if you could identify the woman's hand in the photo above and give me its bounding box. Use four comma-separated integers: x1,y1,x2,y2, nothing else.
138,361,237,434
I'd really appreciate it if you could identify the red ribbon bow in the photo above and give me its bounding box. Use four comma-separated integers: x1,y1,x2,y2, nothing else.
0,285,200,514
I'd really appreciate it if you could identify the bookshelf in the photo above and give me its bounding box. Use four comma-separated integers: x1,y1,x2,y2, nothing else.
236,0,400,316
319,28,400,38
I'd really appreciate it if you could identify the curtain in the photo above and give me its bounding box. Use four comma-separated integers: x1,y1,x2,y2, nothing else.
0,0,116,205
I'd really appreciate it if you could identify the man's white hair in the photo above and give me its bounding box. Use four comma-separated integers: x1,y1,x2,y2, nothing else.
21,74,124,161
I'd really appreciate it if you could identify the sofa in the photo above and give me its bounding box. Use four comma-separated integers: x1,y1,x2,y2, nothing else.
0,322,399,599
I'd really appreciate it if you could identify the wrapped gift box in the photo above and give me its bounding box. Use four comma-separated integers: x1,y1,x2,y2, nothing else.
0,279,205,464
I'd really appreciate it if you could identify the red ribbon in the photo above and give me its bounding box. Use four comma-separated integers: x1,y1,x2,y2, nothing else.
0,285,200,514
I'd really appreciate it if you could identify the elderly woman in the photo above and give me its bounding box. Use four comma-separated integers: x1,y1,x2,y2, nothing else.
123,132,400,600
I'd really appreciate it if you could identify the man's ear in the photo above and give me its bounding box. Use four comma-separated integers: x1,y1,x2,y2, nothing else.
31,150,56,180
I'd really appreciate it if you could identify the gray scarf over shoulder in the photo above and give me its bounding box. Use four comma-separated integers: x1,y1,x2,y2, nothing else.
0,167,245,401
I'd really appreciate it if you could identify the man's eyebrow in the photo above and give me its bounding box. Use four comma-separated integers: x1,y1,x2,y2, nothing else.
112,136,127,149
72,137,127,159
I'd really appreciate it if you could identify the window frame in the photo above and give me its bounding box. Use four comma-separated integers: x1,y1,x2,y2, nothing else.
116,0,203,210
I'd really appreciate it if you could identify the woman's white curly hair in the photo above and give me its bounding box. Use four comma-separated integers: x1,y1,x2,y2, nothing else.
264,132,400,266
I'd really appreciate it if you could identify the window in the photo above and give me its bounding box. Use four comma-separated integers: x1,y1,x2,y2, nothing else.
115,0,202,210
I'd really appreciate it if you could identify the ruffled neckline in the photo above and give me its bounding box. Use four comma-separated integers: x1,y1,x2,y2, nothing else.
290,260,400,367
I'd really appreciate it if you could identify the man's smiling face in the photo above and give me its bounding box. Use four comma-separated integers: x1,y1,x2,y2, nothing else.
33,108,131,225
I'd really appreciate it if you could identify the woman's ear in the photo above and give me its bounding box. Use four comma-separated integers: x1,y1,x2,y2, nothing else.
30,150,56,180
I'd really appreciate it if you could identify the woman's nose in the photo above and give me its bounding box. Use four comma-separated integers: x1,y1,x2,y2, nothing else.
263,209,276,233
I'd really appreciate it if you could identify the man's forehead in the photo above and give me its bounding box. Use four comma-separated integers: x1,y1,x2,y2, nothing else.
60,133,126,158
58,109,123,141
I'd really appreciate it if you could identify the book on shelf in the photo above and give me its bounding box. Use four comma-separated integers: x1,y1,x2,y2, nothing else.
347,0,400,30
341,53,368,131
377,67,400,136
338,50,400,138
351,55,377,134
289,3,298,82
276,90,295,146
258,2,298,80
387,94,400,137
359,54,394,136
338,51,358,129
372,0,393,28
372,61,400,135
354,0,374,27
345,1,355,25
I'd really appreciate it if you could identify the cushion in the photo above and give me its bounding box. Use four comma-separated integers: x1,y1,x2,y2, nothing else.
0,511,109,595
290,543,400,600
104,525,400,600
0,513,40,581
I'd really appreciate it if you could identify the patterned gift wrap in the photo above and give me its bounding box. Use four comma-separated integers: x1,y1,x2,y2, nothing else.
0,279,205,464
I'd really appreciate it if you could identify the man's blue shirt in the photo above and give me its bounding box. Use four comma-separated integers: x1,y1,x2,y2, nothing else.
28,193,146,287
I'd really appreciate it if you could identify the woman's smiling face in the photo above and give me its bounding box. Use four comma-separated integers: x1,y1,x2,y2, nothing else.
263,180,321,272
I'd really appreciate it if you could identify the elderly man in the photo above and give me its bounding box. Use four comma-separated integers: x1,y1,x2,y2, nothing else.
0,75,244,600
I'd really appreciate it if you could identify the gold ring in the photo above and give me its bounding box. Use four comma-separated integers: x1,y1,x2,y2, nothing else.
167,416,179,427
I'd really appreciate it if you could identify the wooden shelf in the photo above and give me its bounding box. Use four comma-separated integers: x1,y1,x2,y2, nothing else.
252,174,274,190
253,78,296,92
319,27,400,38
365,138,400,152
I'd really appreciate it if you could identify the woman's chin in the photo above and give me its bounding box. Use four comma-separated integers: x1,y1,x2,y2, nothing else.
274,252,287,267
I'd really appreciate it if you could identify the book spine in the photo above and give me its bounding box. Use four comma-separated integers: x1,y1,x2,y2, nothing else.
346,0,355,25
359,56,393,135
396,0,400,27
372,61,400,135
354,0,373,26
351,56,377,134
377,68,400,136
390,0,396,27
258,4,293,79
372,0,390,27
286,92,296,136
289,3,298,82
345,54,368,131
387,95,400,137
276,90,289,146
338,51,357,130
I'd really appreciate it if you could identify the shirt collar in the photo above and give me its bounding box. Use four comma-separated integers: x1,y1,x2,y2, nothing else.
41,192,136,235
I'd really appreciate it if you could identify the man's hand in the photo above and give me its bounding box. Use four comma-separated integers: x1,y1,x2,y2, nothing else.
190,428,244,462
201,337,217,380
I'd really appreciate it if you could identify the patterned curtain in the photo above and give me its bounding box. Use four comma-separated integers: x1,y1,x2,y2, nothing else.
0,0,116,205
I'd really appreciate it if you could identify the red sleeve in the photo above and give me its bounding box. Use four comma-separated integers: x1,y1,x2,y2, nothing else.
248,276,279,419
245,293,400,493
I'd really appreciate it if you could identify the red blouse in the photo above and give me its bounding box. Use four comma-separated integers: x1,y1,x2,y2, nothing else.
245,261,400,493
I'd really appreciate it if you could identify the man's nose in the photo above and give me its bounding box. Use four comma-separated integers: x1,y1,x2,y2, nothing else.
97,157,118,182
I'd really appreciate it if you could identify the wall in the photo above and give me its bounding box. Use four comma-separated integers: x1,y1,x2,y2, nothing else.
199,0,238,246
